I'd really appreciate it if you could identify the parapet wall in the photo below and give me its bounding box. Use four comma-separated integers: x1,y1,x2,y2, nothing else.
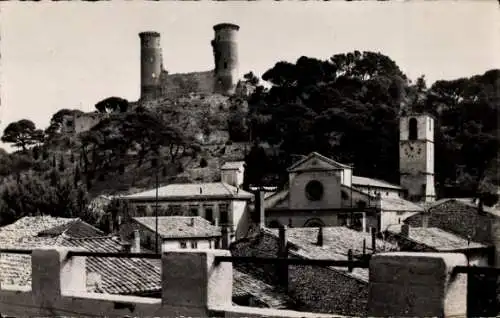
0,248,468,318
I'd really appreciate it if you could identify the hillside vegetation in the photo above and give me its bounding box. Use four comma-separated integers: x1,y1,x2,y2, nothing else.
0,51,498,228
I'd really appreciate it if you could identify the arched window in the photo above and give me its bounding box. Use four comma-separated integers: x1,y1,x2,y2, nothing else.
409,118,418,140
303,218,325,228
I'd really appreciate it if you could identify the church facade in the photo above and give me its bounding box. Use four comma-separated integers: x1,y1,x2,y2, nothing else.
263,114,434,232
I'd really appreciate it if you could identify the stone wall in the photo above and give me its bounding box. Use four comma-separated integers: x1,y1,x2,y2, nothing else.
160,70,215,99
230,232,369,316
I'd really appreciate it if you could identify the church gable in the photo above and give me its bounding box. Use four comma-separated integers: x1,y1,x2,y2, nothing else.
287,152,350,173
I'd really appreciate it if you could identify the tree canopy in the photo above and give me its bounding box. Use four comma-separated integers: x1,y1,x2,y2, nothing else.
1,119,44,151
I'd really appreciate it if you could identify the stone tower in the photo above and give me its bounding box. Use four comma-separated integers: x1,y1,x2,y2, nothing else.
139,31,163,101
399,114,436,202
211,23,240,95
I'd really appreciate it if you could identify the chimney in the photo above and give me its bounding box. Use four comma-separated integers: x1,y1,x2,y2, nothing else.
316,226,324,247
277,226,289,290
221,226,231,249
401,224,410,237
371,227,377,253
257,190,265,229
189,217,195,227
132,230,141,253
422,211,429,228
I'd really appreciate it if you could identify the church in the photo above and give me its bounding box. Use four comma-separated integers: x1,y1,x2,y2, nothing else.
262,113,435,233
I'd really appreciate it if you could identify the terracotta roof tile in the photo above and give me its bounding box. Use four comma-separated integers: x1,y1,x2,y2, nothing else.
0,216,160,295
386,225,487,251
122,182,253,200
265,227,399,282
351,176,403,190
133,216,222,239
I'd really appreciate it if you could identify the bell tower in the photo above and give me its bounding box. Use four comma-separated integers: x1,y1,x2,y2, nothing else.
399,114,436,202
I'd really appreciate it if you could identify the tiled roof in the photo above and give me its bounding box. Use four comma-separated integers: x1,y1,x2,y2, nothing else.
351,176,403,190
121,182,253,201
386,225,487,251
221,161,245,170
60,236,161,294
133,216,222,239
265,227,399,282
429,198,500,217
233,270,293,309
379,196,425,212
0,216,161,295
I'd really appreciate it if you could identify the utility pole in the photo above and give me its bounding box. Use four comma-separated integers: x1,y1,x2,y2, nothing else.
155,163,159,254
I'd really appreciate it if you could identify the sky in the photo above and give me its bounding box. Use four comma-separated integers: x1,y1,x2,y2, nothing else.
1,1,499,151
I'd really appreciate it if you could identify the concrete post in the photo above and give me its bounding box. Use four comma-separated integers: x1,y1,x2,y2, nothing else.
161,249,233,316
490,216,500,267
368,252,468,317
31,247,86,311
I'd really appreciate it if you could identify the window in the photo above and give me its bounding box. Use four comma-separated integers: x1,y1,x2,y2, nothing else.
305,180,324,201
191,241,198,249
136,205,147,216
409,118,418,140
204,205,214,223
386,192,389,196
169,205,182,216
179,241,187,249
189,205,199,216
219,203,229,225
429,118,432,131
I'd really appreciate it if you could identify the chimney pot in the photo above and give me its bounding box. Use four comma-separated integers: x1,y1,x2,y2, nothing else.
316,226,324,247
190,217,195,227
132,229,141,253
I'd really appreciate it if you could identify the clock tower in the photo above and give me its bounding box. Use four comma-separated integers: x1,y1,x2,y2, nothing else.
399,114,436,202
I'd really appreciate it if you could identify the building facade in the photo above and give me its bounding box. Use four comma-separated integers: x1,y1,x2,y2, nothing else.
263,152,423,233
119,161,254,241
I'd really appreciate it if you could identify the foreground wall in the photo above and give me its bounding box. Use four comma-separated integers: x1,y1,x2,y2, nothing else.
0,247,469,318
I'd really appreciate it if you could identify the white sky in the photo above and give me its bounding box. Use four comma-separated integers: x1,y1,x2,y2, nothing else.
1,1,499,151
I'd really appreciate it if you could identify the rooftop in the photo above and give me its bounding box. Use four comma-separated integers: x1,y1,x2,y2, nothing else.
379,196,424,212
121,182,253,201
287,152,352,173
221,161,246,170
265,227,399,282
351,176,403,190
386,225,487,251
133,216,222,239
428,198,500,217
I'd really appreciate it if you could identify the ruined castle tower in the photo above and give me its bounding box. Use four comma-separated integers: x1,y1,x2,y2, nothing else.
139,31,163,101
399,114,436,202
211,23,240,95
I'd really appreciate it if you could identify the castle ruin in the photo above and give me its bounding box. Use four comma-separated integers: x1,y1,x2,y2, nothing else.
139,23,241,101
